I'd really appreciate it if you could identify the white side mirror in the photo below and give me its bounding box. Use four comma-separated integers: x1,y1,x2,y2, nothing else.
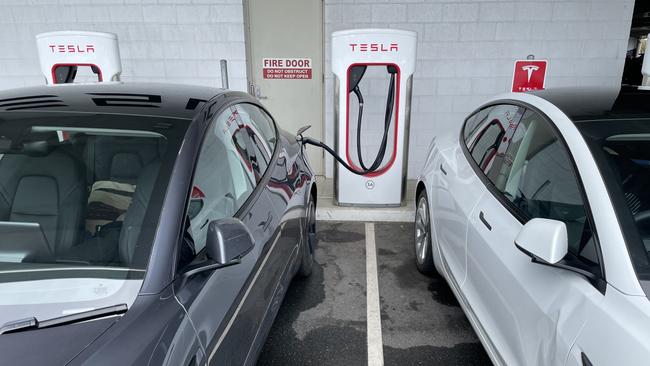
515,218,568,264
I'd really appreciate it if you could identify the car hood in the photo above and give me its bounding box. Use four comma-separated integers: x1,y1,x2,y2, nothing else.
0,316,117,365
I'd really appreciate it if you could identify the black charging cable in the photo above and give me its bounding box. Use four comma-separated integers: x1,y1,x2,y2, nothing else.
298,134,368,176
354,70,396,172
297,65,397,176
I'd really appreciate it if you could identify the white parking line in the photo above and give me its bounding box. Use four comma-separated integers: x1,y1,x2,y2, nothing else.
365,222,384,366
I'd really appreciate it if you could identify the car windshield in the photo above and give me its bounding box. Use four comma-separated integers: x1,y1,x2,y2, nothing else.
577,118,650,280
0,112,188,323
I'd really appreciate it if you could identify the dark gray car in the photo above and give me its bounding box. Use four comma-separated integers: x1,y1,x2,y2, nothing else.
0,82,317,366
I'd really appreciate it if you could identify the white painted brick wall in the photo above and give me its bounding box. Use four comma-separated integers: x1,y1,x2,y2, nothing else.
324,0,635,179
0,0,247,92
0,0,637,181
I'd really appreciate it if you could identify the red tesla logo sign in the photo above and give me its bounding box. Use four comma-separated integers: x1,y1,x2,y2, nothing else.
511,60,547,92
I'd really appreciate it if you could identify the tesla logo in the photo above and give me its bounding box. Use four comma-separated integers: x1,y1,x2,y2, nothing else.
521,65,539,82
512,60,547,92
48,44,95,53
349,43,398,52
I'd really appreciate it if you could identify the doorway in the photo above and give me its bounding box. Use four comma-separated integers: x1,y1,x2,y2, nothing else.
244,0,324,175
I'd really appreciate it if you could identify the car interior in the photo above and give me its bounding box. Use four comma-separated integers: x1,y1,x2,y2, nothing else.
603,135,650,252
0,127,165,268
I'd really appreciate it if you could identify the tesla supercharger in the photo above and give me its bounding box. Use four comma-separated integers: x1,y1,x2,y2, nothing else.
36,31,122,84
332,29,416,206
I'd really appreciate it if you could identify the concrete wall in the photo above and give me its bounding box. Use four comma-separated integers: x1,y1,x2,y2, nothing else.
324,0,635,178
0,0,247,92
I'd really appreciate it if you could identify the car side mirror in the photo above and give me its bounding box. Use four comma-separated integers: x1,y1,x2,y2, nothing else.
206,218,255,265
181,218,254,279
514,218,568,264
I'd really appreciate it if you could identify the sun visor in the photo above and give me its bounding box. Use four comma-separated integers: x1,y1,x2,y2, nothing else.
36,31,122,85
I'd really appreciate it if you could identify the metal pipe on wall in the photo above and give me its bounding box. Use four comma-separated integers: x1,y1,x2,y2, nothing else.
220,59,229,89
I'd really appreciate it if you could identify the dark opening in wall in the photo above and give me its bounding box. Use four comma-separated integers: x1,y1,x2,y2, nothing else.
622,1,650,86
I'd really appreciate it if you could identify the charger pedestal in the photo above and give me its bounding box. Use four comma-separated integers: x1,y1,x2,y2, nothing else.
332,29,416,206
36,31,122,85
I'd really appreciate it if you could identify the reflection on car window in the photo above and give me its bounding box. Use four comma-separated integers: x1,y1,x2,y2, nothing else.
465,105,521,173
495,110,600,270
235,104,276,153
463,107,492,143
187,107,257,253
234,104,277,182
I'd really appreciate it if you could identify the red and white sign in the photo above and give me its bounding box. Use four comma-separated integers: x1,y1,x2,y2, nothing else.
511,60,548,92
36,31,122,85
263,58,312,80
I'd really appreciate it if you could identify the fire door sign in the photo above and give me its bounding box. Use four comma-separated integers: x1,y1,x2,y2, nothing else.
511,60,548,92
263,58,312,80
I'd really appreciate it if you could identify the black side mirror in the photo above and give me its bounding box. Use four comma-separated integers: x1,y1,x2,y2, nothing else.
206,218,255,265
181,218,254,278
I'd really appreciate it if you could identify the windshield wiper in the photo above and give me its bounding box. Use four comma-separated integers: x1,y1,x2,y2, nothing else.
0,304,127,335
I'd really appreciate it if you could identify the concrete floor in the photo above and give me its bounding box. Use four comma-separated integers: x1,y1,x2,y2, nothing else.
257,222,491,366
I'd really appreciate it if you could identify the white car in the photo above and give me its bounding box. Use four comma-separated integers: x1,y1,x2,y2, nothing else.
415,87,650,366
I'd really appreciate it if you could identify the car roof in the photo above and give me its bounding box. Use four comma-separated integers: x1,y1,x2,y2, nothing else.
530,86,650,122
0,82,226,120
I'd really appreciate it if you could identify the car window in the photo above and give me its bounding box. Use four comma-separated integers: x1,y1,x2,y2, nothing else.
235,104,276,153
187,106,257,253
576,119,650,280
495,109,600,269
464,105,522,174
234,104,277,182
463,106,492,143
0,114,189,323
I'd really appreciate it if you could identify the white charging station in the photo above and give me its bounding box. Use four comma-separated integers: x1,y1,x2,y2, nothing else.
332,29,416,206
36,31,122,84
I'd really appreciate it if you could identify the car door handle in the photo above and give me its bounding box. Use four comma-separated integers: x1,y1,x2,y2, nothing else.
479,211,491,231
440,163,447,175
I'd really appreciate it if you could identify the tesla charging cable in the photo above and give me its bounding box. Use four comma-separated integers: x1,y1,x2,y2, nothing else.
298,65,397,176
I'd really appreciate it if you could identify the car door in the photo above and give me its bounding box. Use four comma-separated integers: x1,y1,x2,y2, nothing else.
462,107,606,365
566,288,650,366
173,104,279,366
434,105,521,286
227,103,308,364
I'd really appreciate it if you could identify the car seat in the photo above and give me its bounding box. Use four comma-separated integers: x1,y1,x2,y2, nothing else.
0,148,86,256
90,136,162,184
85,136,164,234
118,161,160,266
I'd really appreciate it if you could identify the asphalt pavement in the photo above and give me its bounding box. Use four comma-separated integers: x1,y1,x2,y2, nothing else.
257,221,491,366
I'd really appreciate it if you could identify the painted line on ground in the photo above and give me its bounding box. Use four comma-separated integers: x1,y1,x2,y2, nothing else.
365,222,384,366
